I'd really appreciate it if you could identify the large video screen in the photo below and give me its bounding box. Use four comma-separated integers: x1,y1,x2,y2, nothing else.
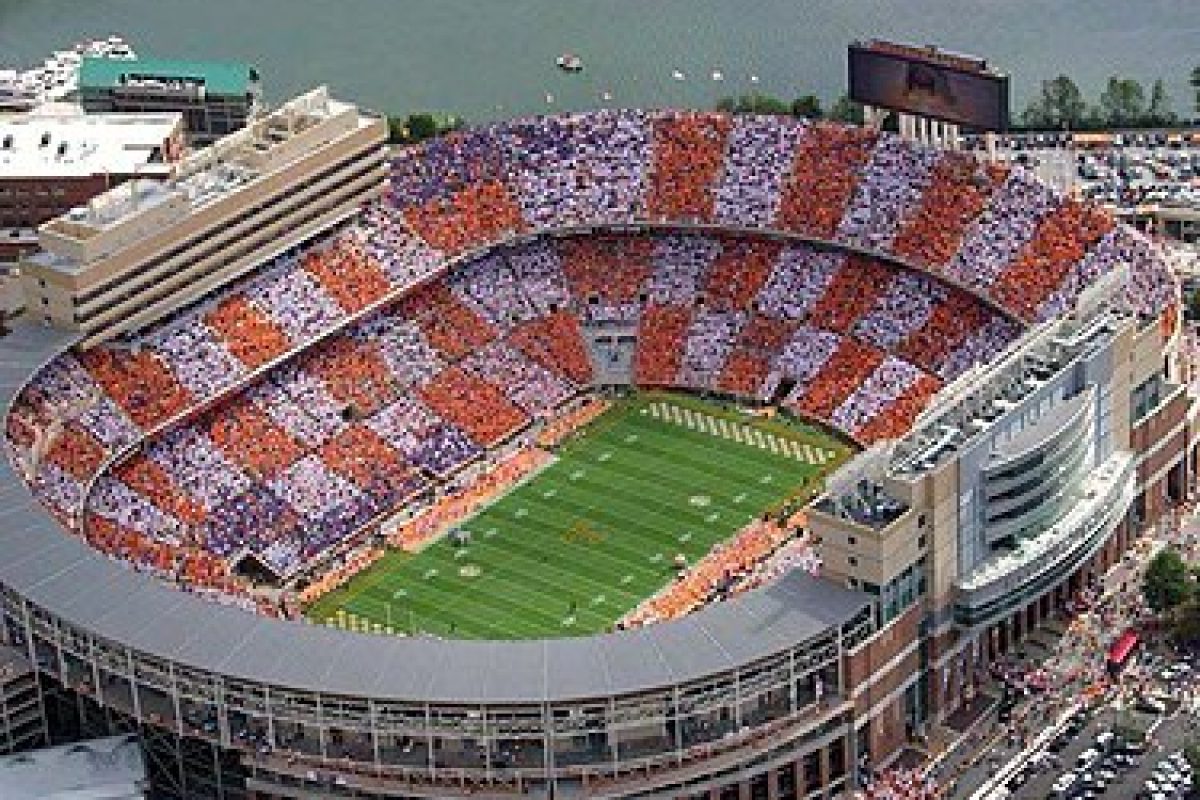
848,43,1010,131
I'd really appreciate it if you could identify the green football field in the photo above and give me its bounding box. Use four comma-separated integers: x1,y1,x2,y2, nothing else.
306,392,851,639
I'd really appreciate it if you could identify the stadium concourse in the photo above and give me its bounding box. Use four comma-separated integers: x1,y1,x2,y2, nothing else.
0,109,1182,799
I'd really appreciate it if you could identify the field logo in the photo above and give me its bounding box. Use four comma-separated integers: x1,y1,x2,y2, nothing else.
564,521,604,544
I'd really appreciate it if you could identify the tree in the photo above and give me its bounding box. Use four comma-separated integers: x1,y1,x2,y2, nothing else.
405,113,439,142
790,94,824,120
1099,76,1147,127
1022,76,1087,130
1147,79,1177,126
384,112,458,145
1142,548,1193,614
385,115,408,144
828,94,864,125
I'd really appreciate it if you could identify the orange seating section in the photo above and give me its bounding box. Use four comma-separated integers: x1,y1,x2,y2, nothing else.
793,338,886,420
646,113,733,222
304,337,400,417
703,239,781,311
204,296,292,369
560,235,655,305
508,311,594,385
776,123,878,239
78,348,194,429
892,155,1009,269
807,256,894,333
204,399,306,479
991,200,1115,320
634,304,693,385
895,292,990,373
399,282,498,361
404,181,526,255
418,366,529,447
302,238,393,314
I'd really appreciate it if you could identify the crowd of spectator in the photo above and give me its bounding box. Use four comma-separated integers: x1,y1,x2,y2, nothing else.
991,200,1114,319
390,449,552,553
621,519,793,627
3,109,1179,611
858,767,938,800
891,155,1009,271
775,122,879,239
646,112,732,223
943,172,1061,293
837,135,940,252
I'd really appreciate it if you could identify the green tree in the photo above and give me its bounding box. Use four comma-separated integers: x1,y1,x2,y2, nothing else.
745,93,791,115
1143,548,1194,614
790,94,824,119
715,94,790,115
828,94,864,125
406,113,439,141
1099,76,1147,127
385,115,408,144
1146,79,1177,126
1022,76,1088,130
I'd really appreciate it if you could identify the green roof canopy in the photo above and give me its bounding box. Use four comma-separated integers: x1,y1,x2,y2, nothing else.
79,57,256,97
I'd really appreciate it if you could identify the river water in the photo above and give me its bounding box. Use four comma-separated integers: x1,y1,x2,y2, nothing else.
1,0,1196,122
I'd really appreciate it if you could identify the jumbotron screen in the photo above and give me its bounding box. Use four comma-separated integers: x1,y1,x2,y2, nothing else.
848,41,1010,131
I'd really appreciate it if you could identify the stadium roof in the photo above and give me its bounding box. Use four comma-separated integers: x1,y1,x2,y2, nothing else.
79,56,255,97
0,323,871,704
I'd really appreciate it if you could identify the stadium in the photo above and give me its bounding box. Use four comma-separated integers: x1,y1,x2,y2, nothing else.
0,96,1189,799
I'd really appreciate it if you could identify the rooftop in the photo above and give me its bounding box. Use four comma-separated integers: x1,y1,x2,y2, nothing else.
0,110,180,179
79,56,257,97
889,287,1125,480
814,480,909,531
39,87,357,256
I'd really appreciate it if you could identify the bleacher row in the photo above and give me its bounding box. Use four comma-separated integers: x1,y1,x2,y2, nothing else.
388,111,1173,321
3,110,1177,601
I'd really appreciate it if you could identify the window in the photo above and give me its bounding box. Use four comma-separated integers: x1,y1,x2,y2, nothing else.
847,536,856,546
918,513,927,528
848,556,858,567
917,535,926,549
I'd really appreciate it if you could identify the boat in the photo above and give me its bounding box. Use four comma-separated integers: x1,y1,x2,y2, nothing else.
671,70,686,82
555,53,584,73
711,70,724,82
0,36,137,111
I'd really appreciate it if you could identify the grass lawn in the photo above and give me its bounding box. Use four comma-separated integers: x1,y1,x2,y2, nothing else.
306,392,850,639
